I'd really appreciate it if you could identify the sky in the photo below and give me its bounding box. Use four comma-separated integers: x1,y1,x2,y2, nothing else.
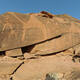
0,0,80,19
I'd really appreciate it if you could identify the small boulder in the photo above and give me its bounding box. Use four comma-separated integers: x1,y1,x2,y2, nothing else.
45,73,64,80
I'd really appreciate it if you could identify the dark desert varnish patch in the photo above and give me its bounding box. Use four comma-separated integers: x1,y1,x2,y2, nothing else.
0,51,5,56
40,11,54,18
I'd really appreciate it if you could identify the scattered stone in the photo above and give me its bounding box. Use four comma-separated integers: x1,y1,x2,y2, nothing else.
45,70,80,80
45,73,64,80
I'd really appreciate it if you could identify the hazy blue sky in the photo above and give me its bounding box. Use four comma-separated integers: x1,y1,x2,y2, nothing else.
0,0,80,19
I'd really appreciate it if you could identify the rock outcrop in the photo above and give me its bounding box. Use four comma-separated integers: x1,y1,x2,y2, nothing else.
0,11,80,80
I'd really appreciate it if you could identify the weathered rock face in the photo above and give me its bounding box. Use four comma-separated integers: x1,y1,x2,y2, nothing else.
0,11,66,51
0,11,80,52
30,33,80,56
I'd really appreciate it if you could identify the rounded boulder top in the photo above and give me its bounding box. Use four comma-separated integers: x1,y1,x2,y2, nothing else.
0,11,58,51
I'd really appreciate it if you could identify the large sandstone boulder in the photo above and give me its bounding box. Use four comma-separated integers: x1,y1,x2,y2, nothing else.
0,11,65,51
0,11,80,52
